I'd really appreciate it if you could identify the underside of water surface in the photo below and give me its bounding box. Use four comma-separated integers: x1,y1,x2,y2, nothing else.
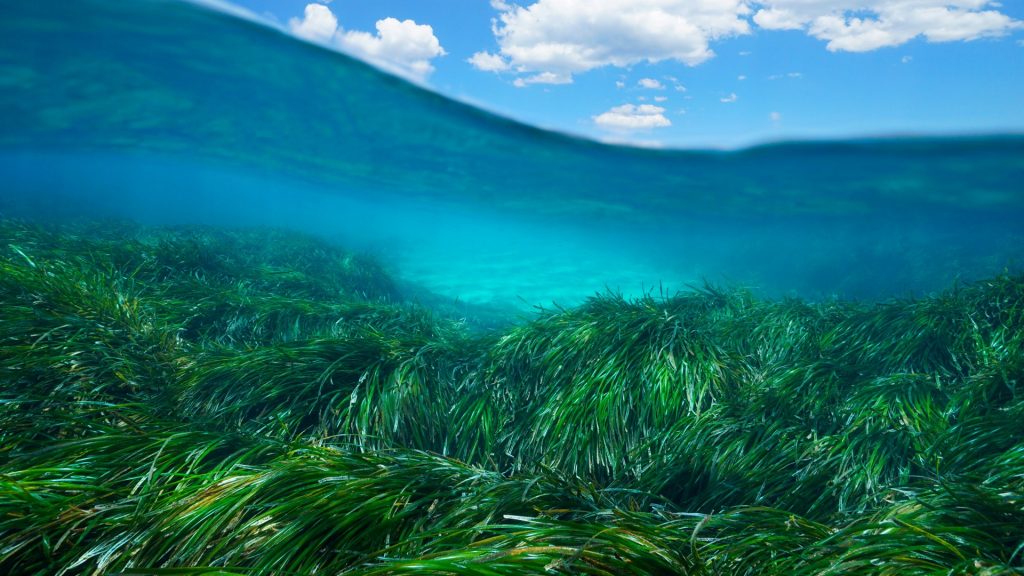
1,0,1024,574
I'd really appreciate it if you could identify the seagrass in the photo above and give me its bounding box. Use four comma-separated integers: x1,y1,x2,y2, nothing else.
1,218,1021,575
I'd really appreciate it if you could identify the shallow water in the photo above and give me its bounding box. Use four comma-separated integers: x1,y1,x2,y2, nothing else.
2,0,1023,307
3,3,1024,573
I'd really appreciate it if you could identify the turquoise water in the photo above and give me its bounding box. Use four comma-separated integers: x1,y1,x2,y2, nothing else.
2,0,1023,307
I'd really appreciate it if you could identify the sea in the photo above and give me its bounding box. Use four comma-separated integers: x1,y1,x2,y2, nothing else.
2,0,1023,310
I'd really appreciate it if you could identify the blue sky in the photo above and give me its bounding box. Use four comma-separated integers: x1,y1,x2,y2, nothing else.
226,0,1024,148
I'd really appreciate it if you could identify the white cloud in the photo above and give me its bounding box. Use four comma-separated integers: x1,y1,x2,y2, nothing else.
289,4,337,42
753,7,804,30
340,18,446,79
738,74,747,80
483,0,752,83
674,84,688,92
720,92,738,103
615,80,626,88
638,77,666,89
594,103,672,130
654,95,668,102
770,111,782,121
754,1,1021,52
470,0,1020,84
512,71,573,87
901,55,913,63
768,71,802,80
289,4,445,81
468,51,510,71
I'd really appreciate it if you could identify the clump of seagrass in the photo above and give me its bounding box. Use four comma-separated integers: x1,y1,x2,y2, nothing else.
1,217,1022,576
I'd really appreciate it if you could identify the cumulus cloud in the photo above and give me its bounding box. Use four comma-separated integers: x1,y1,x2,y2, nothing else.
484,0,751,84
754,1,1021,52
720,92,738,103
638,77,666,89
340,18,447,78
468,51,510,71
289,3,337,42
289,4,445,81
654,95,668,102
593,103,672,130
471,0,1019,83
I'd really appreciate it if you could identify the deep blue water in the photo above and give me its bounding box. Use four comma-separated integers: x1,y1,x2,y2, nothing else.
1,0,1022,306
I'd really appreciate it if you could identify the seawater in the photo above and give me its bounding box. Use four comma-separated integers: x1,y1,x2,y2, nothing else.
2,0,1023,308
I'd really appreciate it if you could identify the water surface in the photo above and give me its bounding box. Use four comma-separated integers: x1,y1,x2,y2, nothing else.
2,0,1022,306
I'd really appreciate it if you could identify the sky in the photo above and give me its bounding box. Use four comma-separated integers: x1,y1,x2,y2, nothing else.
226,0,1024,148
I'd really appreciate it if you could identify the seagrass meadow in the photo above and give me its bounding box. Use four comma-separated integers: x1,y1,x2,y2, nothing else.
0,217,1022,575
3,0,1024,573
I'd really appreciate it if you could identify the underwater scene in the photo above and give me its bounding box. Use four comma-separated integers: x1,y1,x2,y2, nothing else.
2,0,1024,574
